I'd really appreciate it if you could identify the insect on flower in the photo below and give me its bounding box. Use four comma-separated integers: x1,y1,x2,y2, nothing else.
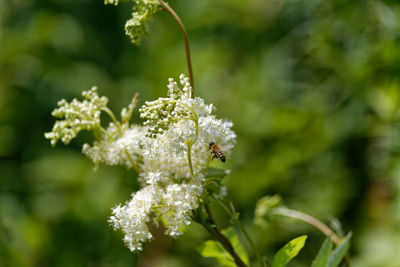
208,141,226,163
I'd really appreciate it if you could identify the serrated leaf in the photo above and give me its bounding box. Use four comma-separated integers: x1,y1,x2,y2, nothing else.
327,232,352,267
197,227,249,267
312,236,334,267
272,235,307,267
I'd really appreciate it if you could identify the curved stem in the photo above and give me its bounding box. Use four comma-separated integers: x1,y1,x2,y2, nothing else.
159,0,194,96
214,197,266,267
194,205,248,267
102,107,120,129
277,208,340,244
275,208,350,267
98,126,114,140
124,149,141,174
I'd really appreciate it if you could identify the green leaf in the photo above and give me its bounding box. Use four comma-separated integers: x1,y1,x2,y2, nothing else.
197,227,249,267
312,236,334,267
327,232,352,267
205,168,227,179
222,227,249,265
272,235,307,267
198,240,236,267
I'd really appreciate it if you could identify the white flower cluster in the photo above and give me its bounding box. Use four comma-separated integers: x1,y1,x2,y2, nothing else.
109,174,203,251
109,75,235,251
138,75,236,179
159,183,203,237
82,124,145,168
46,74,236,252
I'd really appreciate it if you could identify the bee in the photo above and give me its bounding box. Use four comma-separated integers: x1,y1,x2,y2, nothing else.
208,142,226,163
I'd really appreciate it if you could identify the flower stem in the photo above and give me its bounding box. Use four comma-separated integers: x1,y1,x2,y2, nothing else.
159,0,194,96
98,126,114,140
186,141,194,177
124,149,141,174
102,107,120,127
194,204,248,267
214,197,267,267
275,207,351,267
185,117,199,177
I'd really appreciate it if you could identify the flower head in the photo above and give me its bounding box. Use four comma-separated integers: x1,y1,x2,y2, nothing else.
105,0,160,44
82,124,145,169
46,74,236,253
109,75,236,251
139,74,196,137
44,87,108,146
109,184,160,251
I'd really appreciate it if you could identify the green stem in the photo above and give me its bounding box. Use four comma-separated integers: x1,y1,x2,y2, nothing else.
159,0,194,96
186,123,198,177
98,126,114,140
93,127,104,141
194,205,248,267
102,107,120,128
184,113,199,178
186,141,195,177
124,149,141,174
275,208,351,267
214,197,267,267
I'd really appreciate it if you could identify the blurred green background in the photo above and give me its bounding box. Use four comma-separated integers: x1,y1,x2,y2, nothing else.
1,0,400,266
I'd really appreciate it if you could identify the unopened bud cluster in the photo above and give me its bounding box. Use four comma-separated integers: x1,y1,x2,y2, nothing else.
104,0,160,44
44,87,107,146
139,74,195,137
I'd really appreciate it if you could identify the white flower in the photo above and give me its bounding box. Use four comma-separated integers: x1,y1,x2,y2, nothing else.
109,180,203,250
159,183,203,237
145,171,164,185
138,115,235,180
82,124,145,169
109,184,161,252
